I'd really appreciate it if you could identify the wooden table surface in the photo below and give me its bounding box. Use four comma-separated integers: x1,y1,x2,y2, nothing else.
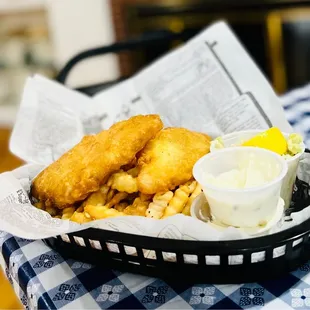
0,127,24,173
0,127,24,307
0,268,23,309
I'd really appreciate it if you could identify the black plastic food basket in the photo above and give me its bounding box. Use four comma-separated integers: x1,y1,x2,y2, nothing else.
44,155,310,284
44,35,310,283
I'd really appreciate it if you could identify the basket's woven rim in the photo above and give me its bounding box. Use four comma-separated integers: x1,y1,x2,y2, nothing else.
63,216,310,252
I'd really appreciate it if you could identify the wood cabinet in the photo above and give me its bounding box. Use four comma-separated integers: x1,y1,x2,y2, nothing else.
111,0,310,94
0,128,23,173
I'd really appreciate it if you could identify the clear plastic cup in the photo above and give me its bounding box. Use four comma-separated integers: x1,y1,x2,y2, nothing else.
210,130,305,209
193,147,288,228
190,193,285,236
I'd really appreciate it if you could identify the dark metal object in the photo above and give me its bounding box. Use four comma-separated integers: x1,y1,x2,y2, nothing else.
56,30,190,86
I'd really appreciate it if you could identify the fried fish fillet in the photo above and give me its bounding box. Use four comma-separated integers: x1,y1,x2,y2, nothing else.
31,114,163,208
137,127,210,194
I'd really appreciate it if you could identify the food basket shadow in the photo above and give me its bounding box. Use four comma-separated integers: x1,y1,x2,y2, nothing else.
43,149,310,284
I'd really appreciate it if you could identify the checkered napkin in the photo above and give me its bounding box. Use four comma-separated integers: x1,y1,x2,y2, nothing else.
1,87,310,310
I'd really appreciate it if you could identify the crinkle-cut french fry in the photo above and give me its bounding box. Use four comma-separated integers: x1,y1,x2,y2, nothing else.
114,202,128,212
99,184,110,197
76,206,84,212
82,186,109,206
127,193,139,203
34,201,45,210
62,206,76,214
84,212,91,219
70,211,92,224
106,189,116,203
108,170,138,193
45,200,52,208
85,191,103,206
106,192,128,208
84,205,125,219
139,192,153,202
146,191,173,219
61,206,76,220
162,181,197,218
107,170,122,187
124,198,148,216
121,157,137,171
46,206,58,216
127,167,139,177
182,183,202,216
62,213,73,220
54,215,62,219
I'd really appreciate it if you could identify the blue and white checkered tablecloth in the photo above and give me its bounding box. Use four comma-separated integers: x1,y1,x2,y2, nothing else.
3,85,310,310
4,232,310,310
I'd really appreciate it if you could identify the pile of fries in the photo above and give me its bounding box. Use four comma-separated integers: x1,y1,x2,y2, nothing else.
31,115,210,224
34,166,202,223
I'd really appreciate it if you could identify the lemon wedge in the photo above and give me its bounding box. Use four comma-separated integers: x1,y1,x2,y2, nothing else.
287,133,303,155
242,127,288,155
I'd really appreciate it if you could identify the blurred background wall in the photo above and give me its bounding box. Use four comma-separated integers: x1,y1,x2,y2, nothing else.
0,0,119,173
2,0,310,173
3,0,310,128
0,0,119,127
46,0,119,87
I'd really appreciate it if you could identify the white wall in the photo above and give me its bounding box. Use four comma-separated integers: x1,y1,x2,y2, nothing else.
46,0,119,88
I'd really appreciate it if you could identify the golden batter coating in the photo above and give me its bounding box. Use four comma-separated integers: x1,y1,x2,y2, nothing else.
137,128,210,194
31,115,163,208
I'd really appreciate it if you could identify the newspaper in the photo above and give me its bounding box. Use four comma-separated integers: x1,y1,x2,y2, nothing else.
1,21,308,261
10,22,293,165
